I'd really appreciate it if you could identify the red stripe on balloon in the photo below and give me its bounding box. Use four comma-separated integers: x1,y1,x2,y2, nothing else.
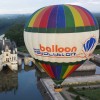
39,6,54,28
45,64,55,78
33,8,47,27
73,5,91,26
65,64,81,78
41,63,54,78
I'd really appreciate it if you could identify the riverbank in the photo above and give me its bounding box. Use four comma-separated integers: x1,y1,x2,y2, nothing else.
40,74,100,100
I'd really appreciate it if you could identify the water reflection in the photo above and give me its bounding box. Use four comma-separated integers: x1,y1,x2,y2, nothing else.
0,69,18,94
0,62,43,100
0,60,100,100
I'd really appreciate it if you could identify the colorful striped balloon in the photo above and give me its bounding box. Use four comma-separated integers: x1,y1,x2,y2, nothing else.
35,60,84,84
25,4,98,33
24,4,99,85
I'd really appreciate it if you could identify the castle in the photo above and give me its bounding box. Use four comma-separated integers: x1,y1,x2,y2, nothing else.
0,38,18,71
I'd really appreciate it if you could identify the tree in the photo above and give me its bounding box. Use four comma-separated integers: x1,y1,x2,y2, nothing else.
5,23,25,47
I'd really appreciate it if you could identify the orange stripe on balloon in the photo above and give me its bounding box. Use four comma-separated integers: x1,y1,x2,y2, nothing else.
29,8,44,27
65,64,81,78
78,6,95,26
33,8,48,27
63,65,73,78
73,5,91,26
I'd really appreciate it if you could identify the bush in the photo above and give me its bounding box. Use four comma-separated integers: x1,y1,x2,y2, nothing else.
95,45,100,49
82,87,85,90
75,95,81,100
68,86,76,93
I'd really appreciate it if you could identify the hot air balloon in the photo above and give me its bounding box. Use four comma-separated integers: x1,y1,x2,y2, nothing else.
24,4,99,91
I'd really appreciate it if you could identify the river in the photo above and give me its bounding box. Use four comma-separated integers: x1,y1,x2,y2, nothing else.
0,62,99,100
0,62,43,100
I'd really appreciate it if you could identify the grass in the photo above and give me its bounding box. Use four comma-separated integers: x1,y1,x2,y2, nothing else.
77,88,100,100
67,86,100,100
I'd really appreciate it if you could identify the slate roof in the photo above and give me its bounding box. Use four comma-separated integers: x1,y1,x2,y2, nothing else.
0,39,17,53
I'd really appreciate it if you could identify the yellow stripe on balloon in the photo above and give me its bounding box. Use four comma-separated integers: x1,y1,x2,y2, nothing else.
38,62,46,71
29,8,44,27
63,65,73,78
68,5,84,27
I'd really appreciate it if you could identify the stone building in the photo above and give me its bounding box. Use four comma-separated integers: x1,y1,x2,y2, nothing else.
0,38,18,71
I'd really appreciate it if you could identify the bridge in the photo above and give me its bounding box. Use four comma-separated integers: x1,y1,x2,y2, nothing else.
0,61,18,71
18,51,44,72
17,51,31,58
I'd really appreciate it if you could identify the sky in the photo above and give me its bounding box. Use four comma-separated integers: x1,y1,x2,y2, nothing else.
0,0,100,14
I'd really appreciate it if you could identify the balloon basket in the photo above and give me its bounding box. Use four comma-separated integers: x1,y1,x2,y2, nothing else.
54,84,63,92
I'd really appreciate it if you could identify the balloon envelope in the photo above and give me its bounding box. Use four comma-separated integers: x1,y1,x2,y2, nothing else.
24,4,99,84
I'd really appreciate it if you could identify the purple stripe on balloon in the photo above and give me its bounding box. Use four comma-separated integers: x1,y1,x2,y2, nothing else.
50,64,57,78
47,6,58,28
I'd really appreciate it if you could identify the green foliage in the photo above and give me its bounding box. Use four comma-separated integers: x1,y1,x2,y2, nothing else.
18,46,28,53
77,88,100,100
96,16,100,29
95,45,100,49
93,49,100,54
75,95,81,100
2,14,30,47
0,18,14,34
5,23,25,47
82,87,85,90
68,86,77,93
0,14,29,35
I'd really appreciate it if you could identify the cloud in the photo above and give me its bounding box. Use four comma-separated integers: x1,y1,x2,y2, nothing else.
69,0,100,12
0,0,99,14
0,8,34,14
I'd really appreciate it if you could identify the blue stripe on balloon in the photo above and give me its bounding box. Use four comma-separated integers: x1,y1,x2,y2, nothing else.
55,64,62,79
56,5,66,28
47,6,58,28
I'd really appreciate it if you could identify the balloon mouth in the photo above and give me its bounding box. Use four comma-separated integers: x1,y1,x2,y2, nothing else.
53,79,65,85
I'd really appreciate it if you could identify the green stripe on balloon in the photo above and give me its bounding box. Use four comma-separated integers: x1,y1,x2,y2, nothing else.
53,79,65,85
25,26,98,33
60,63,69,79
63,5,75,28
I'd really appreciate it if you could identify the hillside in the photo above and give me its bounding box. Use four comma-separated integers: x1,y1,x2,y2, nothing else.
0,14,30,35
